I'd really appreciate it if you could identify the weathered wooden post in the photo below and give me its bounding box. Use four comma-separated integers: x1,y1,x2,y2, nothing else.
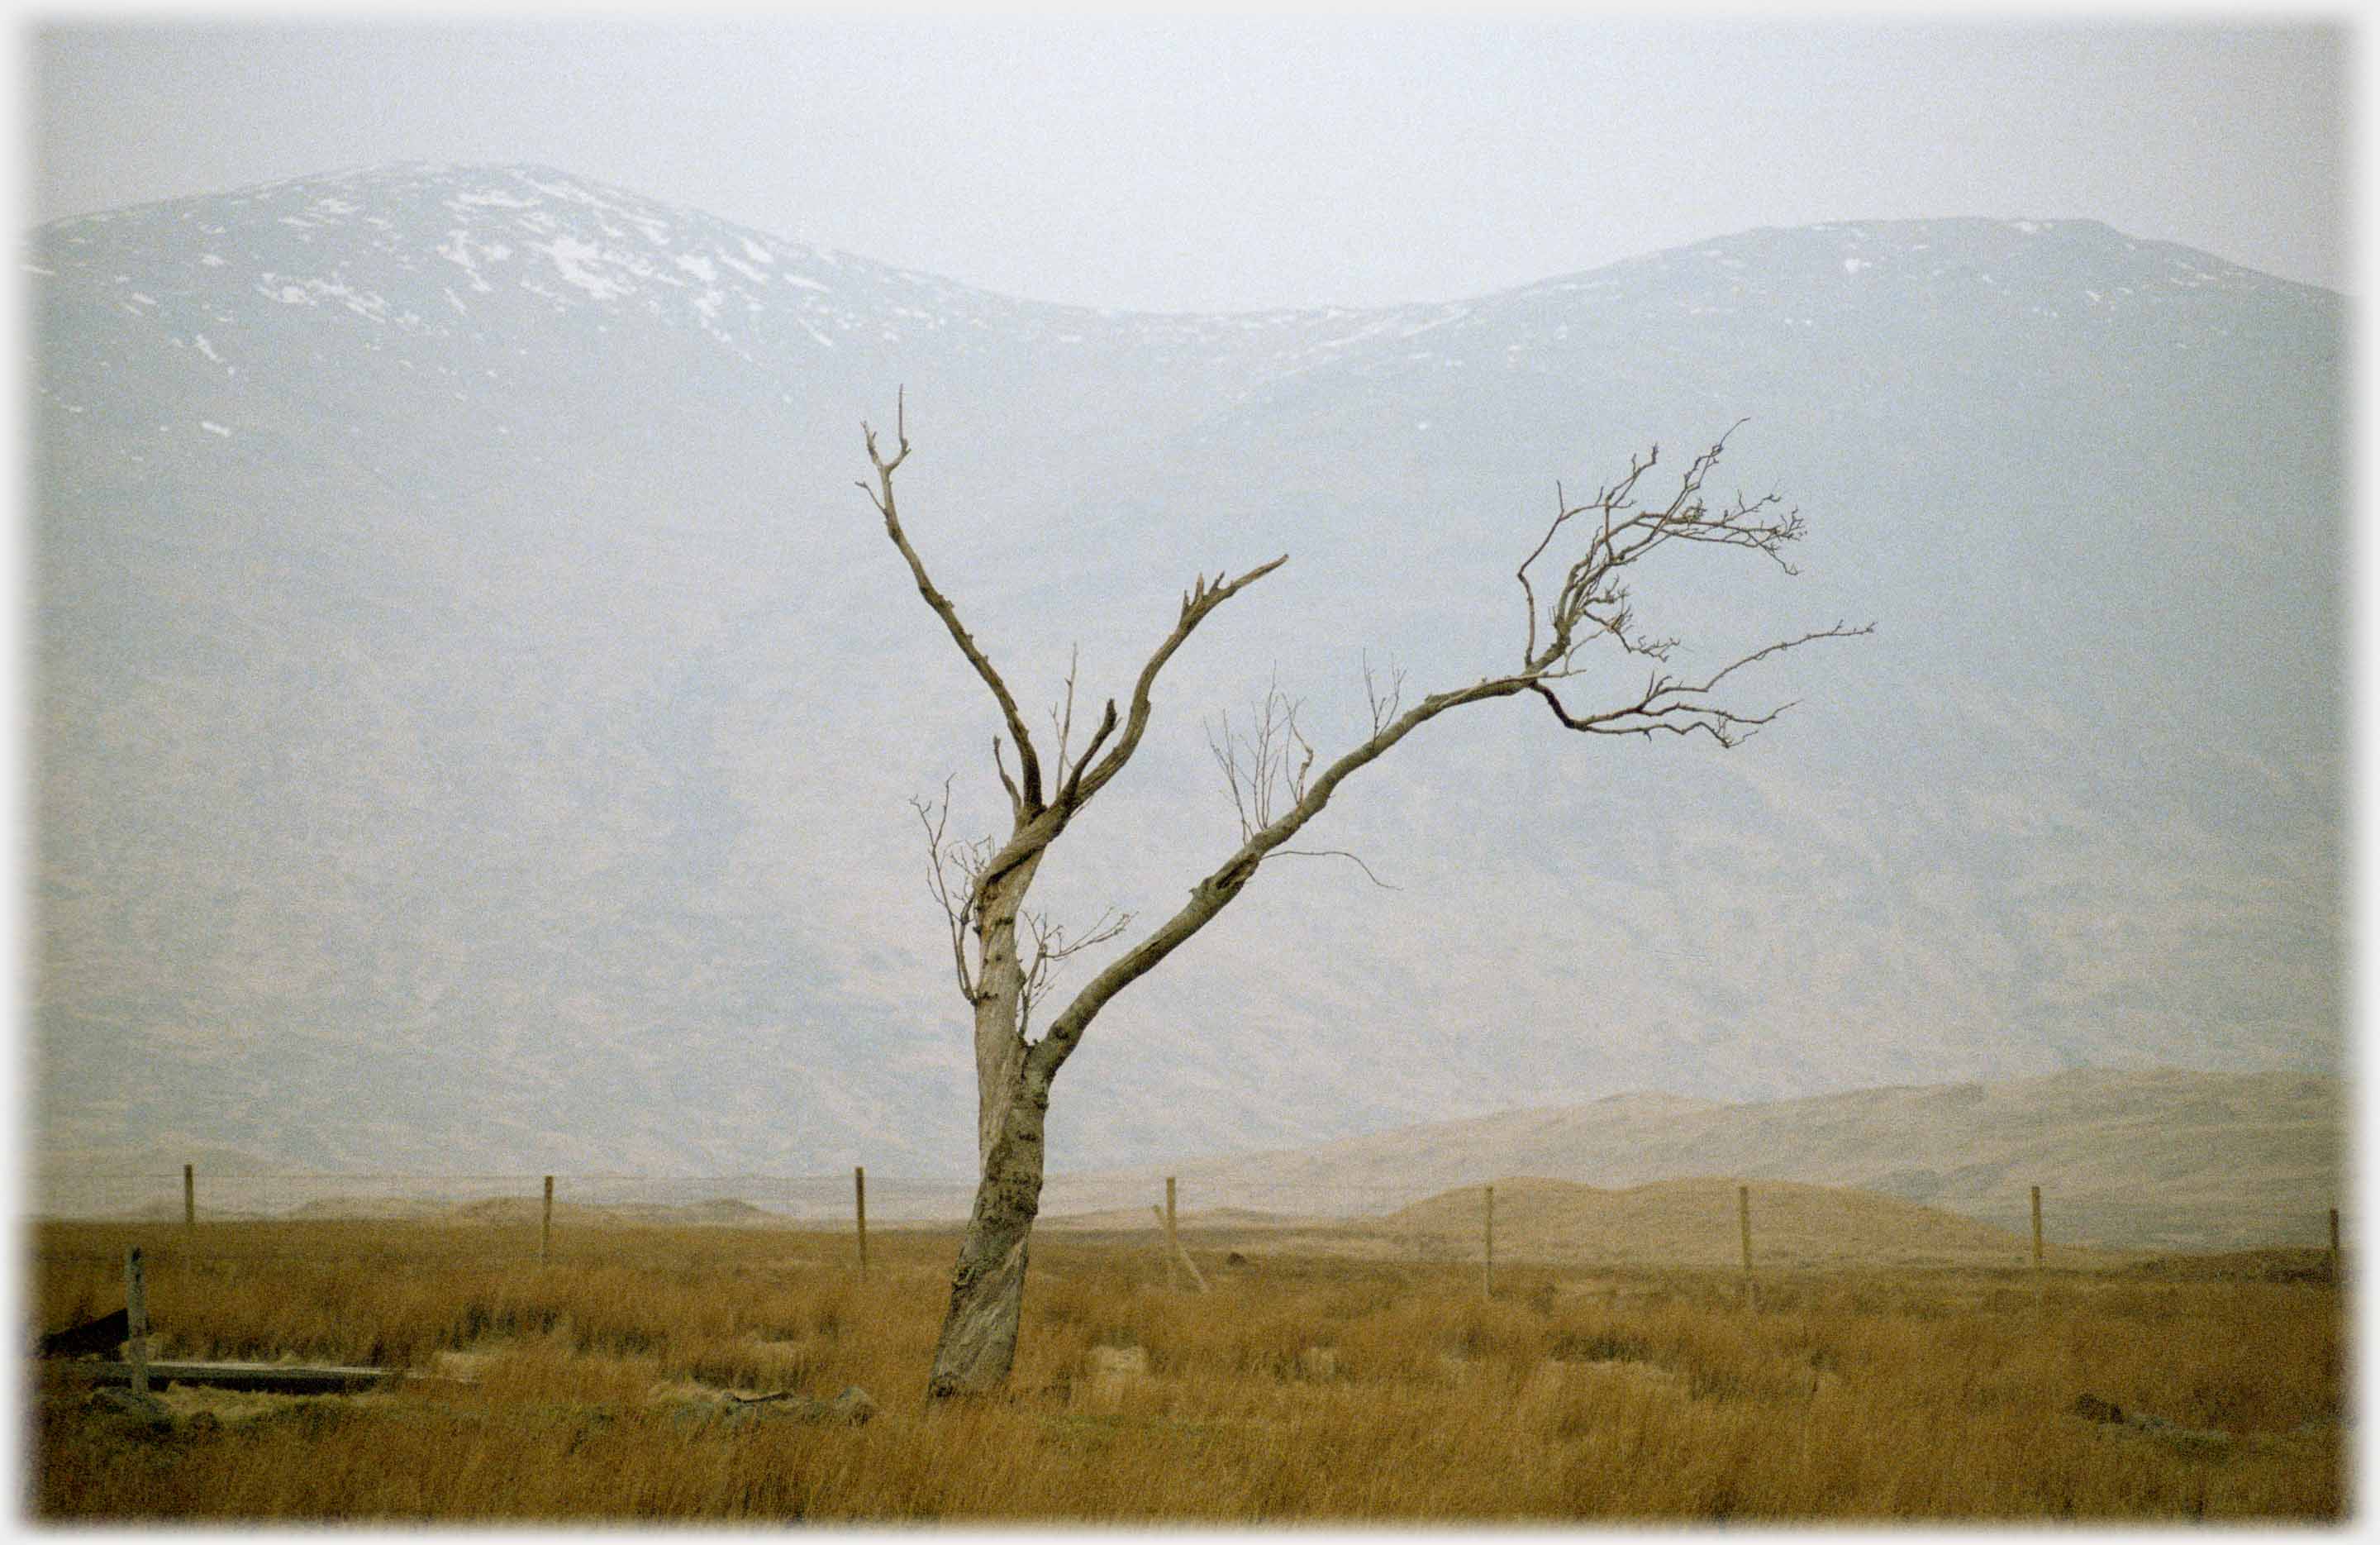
540,1175,555,1264
1483,1184,1496,1300
183,1163,195,1233
1165,1176,1180,1292
1738,1184,1755,1309
854,1166,869,1278
2030,1184,2045,1310
2330,1207,2341,1285
125,1247,150,1397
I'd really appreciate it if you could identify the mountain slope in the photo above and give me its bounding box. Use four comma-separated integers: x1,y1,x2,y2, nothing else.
28,164,2346,1181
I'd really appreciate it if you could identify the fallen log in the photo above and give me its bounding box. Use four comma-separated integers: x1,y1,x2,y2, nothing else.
60,1359,396,1395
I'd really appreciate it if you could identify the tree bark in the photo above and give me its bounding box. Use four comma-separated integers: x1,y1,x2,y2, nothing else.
925,1060,1050,1398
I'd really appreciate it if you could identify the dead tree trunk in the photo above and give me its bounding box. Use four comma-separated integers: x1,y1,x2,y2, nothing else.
926,1057,1051,1395
858,396,1867,1397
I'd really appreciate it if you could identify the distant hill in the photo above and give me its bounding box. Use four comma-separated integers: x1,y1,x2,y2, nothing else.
1044,1177,2080,1271
424,1195,780,1228
1040,1067,2344,1252
1388,1177,2055,1270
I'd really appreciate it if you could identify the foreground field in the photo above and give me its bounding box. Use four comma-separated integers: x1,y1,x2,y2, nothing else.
25,1219,2349,1523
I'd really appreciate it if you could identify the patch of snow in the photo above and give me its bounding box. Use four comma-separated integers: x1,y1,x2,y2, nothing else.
21,263,53,276
192,334,221,363
718,253,769,285
521,173,608,210
783,274,830,293
740,236,774,265
530,236,632,301
199,421,231,437
1842,258,1870,275
2010,220,2044,234
675,254,716,283
450,190,537,215
198,254,226,267
439,231,496,293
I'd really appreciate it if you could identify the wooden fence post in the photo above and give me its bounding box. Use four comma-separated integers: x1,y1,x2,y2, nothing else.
126,1247,149,1398
183,1164,195,1233
1165,1177,1179,1292
2030,1184,2045,1309
1738,1184,1755,1309
1483,1184,1496,1300
2330,1206,2341,1285
854,1166,869,1278
541,1175,554,1264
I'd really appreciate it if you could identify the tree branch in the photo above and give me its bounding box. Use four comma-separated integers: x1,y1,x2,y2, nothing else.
1530,622,1875,746
1028,672,1524,1082
909,780,988,1002
1271,848,1398,889
1062,556,1288,813
863,391,1045,813
1017,904,1135,1037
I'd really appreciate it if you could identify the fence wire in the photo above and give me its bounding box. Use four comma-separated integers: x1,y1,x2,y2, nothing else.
25,1167,2344,1275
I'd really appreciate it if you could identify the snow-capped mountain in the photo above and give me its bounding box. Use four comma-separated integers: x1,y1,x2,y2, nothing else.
29,164,2345,1184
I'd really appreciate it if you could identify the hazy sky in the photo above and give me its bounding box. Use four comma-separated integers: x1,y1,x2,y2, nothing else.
28,13,2351,313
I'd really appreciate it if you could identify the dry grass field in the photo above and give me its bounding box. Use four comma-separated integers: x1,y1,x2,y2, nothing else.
23,1212,2349,1524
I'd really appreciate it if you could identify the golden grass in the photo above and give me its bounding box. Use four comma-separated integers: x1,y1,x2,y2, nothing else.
24,1218,2348,1523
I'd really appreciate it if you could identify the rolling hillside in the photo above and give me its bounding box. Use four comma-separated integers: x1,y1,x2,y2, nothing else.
1040,1067,2343,1252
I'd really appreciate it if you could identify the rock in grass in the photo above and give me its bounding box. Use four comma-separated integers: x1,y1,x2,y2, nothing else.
674,1385,877,1431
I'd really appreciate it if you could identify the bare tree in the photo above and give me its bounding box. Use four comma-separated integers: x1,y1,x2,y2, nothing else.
859,397,1869,1397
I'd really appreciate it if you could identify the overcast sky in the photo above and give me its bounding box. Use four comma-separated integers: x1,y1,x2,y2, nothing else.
26,12,2352,313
